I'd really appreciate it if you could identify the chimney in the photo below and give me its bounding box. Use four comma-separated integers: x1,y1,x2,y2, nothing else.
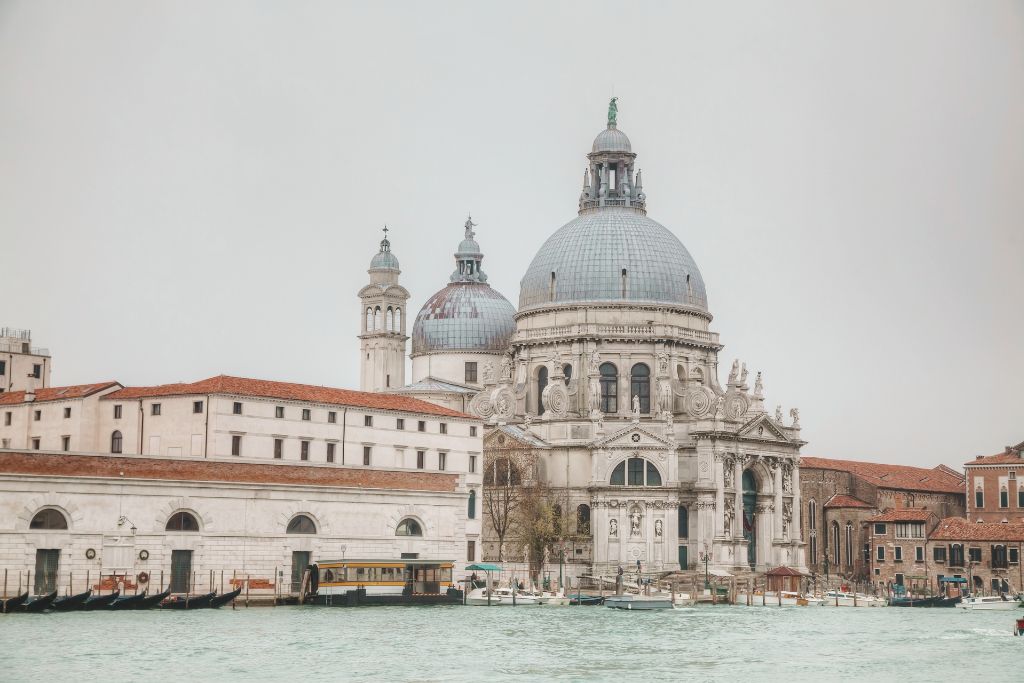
24,389,35,403
976,455,984,460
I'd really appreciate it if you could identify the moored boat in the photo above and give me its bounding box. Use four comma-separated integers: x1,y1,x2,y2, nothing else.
822,591,885,607
52,590,92,612
209,588,243,608
888,595,940,607
135,589,171,610
21,591,58,612
107,592,150,610
1,592,29,613
956,595,1019,611
160,591,216,610
604,593,673,610
83,591,120,611
465,586,541,606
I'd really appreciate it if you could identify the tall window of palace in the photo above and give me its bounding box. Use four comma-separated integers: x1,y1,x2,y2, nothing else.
386,307,394,331
467,490,476,519
536,365,548,414
599,362,618,413
365,308,373,331
807,500,817,565
577,504,591,535
110,430,123,454
630,363,650,413
845,522,854,568
831,521,841,565
677,506,688,539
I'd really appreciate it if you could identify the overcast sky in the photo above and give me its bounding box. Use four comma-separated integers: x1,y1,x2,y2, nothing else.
1,1,1021,468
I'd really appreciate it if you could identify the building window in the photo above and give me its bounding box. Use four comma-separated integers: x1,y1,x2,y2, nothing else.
30,508,68,530
31,437,40,450
33,410,41,421
465,362,478,384
63,407,71,419
609,457,662,486
417,450,425,469
32,364,41,378
579,504,592,535
991,545,1008,569
166,511,200,532
193,401,203,414
1000,488,1009,508
470,426,477,437
894,546,903,562
275,406,285,418
418,421,425,432
286,514,316,534
949,544,964,566
231,435,242,456
61,436,70,451
300,409,310,421
599,362,618,413
895,522,924,539
915,546,924,563
274,438,283,459
438,452,447,471
832,522,841,565
395,518,423,536
968,547,982,563
0,360,4,374
933,546,947,562
467,540,476,562
300,441,310,461
874,523,886,535
151,403,161,416
468,490,476,519
111,431,122,454
326,442,336,463
4,412,11,426
328,411,336,424
440,423,447,435
975,489,983,509
113,404,122,419
397,418,405,430
845,523,853,567
876,546,885,562
363,446,371,466
364,415,373,427
536,365,548,414
1019,489,1024,508
469,455,477,473
233,402,242,415
630,363,651,413
1010,547,1019,564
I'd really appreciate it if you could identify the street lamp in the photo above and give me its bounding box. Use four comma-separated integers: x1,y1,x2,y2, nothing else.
699,542,711,589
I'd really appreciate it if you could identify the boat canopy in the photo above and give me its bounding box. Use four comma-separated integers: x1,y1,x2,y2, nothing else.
938,577,967,584
466,563,502,572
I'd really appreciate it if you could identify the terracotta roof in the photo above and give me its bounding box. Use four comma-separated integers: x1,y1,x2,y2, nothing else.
766,566,805,576
824,494,873,509
102,375,471,419
929,517,1024,542
866,508,935,523
964,449,1024,466
800,456,964,494
0,382,121,405
0,451,459,493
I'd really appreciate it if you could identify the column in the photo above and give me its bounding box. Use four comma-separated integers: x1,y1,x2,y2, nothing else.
774,461,784,541
733,457,743,539
714,456,725,537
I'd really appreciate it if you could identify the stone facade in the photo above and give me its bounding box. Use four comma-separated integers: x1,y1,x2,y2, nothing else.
0,327,51,394
925,517,1024,595
963,444,1024,523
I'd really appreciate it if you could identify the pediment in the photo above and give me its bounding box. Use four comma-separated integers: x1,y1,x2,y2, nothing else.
484,424,550,450
594,423,675,449
737,414,790,443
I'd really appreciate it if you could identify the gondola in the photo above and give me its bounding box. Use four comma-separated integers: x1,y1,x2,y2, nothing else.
106,592,150,610
1,592,29,613
21,590,58,612
52,590,92,612
160,591,216,610
208,588,243,608
83,590,120,611
134,589,171,610
889,595,939,607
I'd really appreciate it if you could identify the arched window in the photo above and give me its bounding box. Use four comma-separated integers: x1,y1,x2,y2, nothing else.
166,511,200,532
110,430,123,454
807,500,817,565
677,505,688,539
373,306,382,331
831,521,841,565
365,308,373,331
563,364,572,383
394,307,402,331
610,458,662,487
536,365,548,414
396,518,423,537
577,504,591,535
30,508,68,530
468,490,476,519
844,522,853,568
386,307,394,331
286,514,316,534
630,363,650,413
599,363,618,413
484,458,521,486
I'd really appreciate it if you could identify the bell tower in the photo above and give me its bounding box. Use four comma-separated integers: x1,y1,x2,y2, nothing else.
358,227,410,392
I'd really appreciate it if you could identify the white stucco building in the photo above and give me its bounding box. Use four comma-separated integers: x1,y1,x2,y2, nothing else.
0,327,51,394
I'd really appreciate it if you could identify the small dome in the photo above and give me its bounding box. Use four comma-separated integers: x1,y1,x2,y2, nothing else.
457,238,481,255
592,125,632,153
370,250,400,270
412,283,516,355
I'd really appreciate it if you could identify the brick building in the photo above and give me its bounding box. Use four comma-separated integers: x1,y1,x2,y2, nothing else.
864,508,941,591
963,442,1024,523
800,457,964,582
926,517,1024,595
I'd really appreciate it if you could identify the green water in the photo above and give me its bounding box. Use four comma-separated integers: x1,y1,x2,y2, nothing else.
1,605,1020,681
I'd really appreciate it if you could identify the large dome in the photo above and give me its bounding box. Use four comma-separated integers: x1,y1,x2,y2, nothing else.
518,207,708,312
412,283,516,355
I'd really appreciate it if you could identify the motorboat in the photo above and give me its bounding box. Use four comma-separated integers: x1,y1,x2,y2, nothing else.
464,587,541,606
535,591,570,606
604,593,673,610
956,595,1019,611
822,591,885,607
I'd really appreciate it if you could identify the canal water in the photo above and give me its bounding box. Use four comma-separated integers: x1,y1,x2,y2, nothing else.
1,605,1019,681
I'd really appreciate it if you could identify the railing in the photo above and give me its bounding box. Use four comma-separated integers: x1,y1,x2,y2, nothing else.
516,323,719,345
0,328,31,340
0,341,49,356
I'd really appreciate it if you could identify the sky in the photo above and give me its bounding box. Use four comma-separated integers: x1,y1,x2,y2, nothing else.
1,1,1022,468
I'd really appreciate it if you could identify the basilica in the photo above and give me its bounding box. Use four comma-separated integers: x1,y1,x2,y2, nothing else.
359,102,807,575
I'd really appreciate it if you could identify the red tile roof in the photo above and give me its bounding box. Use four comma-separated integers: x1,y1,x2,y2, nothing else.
929,517,1024,542
866,508,935,523
766,566,805,576
0,451,459,492
800,456,964,494
0,382,121,405
964,449,1024,466
102,375,471,419
824,494,873,509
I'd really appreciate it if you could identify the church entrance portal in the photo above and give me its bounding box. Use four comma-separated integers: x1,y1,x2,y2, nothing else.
742,470,757,567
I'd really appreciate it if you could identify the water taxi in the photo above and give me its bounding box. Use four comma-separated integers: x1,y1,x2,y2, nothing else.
309,559,462,606
465,586,542,606
956,595,1019,611
822,590,885,607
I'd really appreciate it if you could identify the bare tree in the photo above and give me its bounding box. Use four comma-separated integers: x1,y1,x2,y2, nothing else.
483,456,523,562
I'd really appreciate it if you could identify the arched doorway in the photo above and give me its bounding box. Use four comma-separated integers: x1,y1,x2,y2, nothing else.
742,470,757,567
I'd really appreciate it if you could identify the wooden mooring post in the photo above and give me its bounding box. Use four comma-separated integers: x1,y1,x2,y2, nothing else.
245,574,250,608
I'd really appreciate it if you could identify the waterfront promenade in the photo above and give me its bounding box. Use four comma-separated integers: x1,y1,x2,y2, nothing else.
1,605,1018,681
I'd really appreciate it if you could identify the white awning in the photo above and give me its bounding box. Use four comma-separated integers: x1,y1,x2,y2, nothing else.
708,569,733,578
